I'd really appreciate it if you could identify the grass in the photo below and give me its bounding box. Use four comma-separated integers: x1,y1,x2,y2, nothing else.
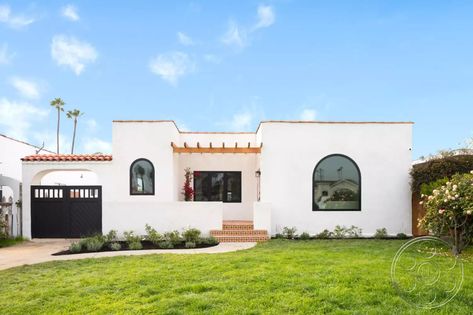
0,236,25,248
0,239,472,314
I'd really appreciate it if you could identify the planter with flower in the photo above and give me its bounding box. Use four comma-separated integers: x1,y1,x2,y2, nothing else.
419,171,473,255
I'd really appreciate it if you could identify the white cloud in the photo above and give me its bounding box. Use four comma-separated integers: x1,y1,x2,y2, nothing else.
61,5,80,22
84,118,97,132
203,54,222,64
0,43,13,64
254,5,275,30
0,98,48,140
149,51,194,85
177,32,194,46
230,111,253,131
51,35,98,75
0,5,35,29
10,77,40,99
83,138,112,153
299,109,317,121
221,20,247,48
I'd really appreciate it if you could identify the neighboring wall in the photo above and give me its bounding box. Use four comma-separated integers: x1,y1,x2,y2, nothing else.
258,122,413,236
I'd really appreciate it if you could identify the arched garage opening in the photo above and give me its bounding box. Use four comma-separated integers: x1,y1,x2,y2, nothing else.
30,169,102,238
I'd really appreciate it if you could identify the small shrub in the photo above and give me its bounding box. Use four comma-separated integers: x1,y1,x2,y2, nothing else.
333,225,348,238
84,236,104,252
299,232,311,240
396,233,409,239
69,242,82,253
110,242,121,251
145,224,162,245
105,230,118,243
374,228,388,239
183,228,201,243
274,233,285,239
163,230,181,245
198,236,219,246
159,240,174,249
315,229,332,239
185,241,196,248
123,231,142,243
346,225,362,238
282,226,297,239
128,241,143,250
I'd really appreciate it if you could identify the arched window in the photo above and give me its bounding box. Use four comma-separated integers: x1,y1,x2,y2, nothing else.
313,154,361,211
130,159,155,195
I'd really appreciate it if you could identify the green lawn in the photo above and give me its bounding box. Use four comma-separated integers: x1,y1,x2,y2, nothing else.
0,236,25,248
0,240,471,314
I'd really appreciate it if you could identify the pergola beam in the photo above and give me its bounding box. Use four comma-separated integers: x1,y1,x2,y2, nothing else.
171,142,261,154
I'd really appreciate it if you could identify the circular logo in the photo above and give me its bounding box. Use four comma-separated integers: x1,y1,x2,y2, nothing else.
391,236,464,309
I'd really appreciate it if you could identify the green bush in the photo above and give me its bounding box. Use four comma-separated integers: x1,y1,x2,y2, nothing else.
145,224,162,245
315,229,332,239
159,241,174,249
347,225,362,238
299,232,311,240
183,228,201,243
123,231,141,244
411,154,473,193
185,241,196,248
198,236,219,245
110,242,121,251
163,231,181,245
374,228,388,239
274,233,285,239
84,236,104,252
69,242,82,253
282,226,297,239
0,217,7,239
128,241,143,250
333,225,348,238
396,233,409,239
105,230,118,243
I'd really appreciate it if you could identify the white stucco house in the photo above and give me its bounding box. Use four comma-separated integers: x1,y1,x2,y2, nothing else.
20,120,413,241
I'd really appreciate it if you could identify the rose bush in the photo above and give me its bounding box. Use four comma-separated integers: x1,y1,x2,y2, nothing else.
419,171,473,254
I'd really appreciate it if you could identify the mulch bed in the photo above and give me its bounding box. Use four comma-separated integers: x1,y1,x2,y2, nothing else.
53,240,219,256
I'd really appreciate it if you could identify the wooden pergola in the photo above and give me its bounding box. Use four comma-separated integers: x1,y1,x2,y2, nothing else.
171,142,262,154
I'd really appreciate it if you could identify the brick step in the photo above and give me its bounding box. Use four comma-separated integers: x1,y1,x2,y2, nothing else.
213,235,270,243
222,221,254,230
211,229,268,236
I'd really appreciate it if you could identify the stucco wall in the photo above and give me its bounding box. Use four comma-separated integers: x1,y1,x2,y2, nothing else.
258,122,413,236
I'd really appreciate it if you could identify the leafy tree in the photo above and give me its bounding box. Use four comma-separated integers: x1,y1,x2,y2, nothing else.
66,109,84,154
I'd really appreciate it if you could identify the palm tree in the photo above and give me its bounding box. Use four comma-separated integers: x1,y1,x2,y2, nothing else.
50,98,65,154
66,109,84,154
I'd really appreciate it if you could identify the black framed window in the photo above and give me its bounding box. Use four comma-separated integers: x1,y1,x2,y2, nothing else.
193,171,241,203
130,159,155,195
313,154,361,211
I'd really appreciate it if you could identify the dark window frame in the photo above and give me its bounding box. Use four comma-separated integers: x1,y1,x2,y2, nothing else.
193,171,242,203
312,154,361,212
130,158,155,196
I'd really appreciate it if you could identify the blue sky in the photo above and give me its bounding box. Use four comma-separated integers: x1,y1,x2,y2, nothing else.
1,1,473,158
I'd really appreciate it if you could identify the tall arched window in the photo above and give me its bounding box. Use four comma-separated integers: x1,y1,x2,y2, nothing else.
130,159,155,195
313,154,361,211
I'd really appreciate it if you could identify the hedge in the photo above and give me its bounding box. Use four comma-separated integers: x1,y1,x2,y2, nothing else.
411,155,473,193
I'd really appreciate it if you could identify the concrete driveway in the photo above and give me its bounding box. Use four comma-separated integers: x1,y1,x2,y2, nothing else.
0,239,256,271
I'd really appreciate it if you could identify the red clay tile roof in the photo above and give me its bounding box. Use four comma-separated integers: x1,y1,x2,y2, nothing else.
21,154,113,162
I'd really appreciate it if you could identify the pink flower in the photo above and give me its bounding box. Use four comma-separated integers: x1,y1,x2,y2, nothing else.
439,209,446,214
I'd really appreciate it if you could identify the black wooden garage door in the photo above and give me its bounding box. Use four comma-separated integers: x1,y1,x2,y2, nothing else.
31,186,102,238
